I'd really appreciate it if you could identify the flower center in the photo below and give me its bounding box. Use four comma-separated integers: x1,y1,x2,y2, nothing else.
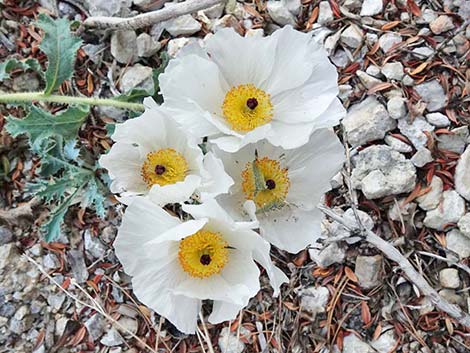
222,84,273,132
141,148,189,187
178,230,229,279
241,157,290,212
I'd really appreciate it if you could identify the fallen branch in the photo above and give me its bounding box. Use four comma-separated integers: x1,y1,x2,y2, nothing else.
318,205,470,328
84,0,225,30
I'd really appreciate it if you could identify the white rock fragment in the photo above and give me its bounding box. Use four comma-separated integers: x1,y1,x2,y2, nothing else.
100,328,124,346
415,80,448,111
218,327,245,353
455,145,470,201
411,148,433,168
341,24,364,48
416,176,443,211
366,65,381,77
397,117,434,150
309,243,346,268
387,96,407,119
370,330,398,353
378,32,402,52
438,126,469,154
342,97,396,147
351,145,416,199
430,15,455,34
167,37,198,57
318,1,334,24
439,268,460,289
356,70,383,89
417,9,437,24
299,286,329,316
110,30,137,64
267,0,297,26
423,190,465,230
389,199,415,221
136,33,161,57
458,213,470,237
384,135,413,153
447,229,470,258
355,255,382,289
382,62,404,80
343,334,375,353
360,0,383,16
120,64,154,94
163,13,201,36
412,46,435,58
426,112,450,127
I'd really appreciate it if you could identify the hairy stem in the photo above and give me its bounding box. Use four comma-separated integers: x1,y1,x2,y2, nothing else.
0,92,145,111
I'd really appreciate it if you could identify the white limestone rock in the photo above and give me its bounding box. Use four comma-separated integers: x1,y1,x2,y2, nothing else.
423,190,465,230
387,96,407,119
351,145,416,199
378,32,402,52
446,229,470,258
360,0,383,16
439,268,460,289
454,145,470,201
426,112,450,127
382,62,404,80
342,97,396,147
416,176,443,211
415,80,448,111
341,24,364,48
411,148,433,168
397,117,434,150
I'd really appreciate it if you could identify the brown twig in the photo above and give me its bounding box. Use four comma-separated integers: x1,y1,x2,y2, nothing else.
318,205,470,328
84,0,225,30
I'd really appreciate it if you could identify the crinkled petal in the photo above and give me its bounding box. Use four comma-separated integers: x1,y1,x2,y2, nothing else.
205,28,276,87
256,206,324,254
198,153,234,202
211,123,272,152
131,257,201,334
286,129,345,209
173,250,259,304
99,142,147,195
114,197,181,275
148,175,202,206
209,300,246,325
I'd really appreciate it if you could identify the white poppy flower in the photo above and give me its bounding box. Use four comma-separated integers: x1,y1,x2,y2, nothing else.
213,129,345,253
114,197,288,334
99,98,233,205
160,25,345,152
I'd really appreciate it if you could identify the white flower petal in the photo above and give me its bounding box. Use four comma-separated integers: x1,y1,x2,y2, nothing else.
173,250,259,304
99,143,147,195
286,129,345,209
211,123,272,152
209,300,246,325
264,26,315,96
198,152,234,202
205,28,276,87
148,175,202,206
114,197,181,275
258,206,324,254
266,120,315,150
131,257,201,334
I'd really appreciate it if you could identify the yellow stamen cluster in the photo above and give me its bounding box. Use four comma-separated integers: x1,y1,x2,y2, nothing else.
241,157,290,211
141,148,189,187
178,230,229,278
222,84,273,132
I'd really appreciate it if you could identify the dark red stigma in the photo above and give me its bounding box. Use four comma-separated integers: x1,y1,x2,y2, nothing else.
155,165,166,175
200,254,211,265
246,97,258,110
265,179,276,190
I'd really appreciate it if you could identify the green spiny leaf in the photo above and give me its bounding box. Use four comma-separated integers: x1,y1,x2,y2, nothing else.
36,178,71,203
81,178,106,218
35,14,82,95
0,57,42,81
42,187,79,242
5,105,89,150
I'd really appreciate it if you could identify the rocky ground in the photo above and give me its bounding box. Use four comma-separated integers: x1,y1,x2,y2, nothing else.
1,0,470,352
